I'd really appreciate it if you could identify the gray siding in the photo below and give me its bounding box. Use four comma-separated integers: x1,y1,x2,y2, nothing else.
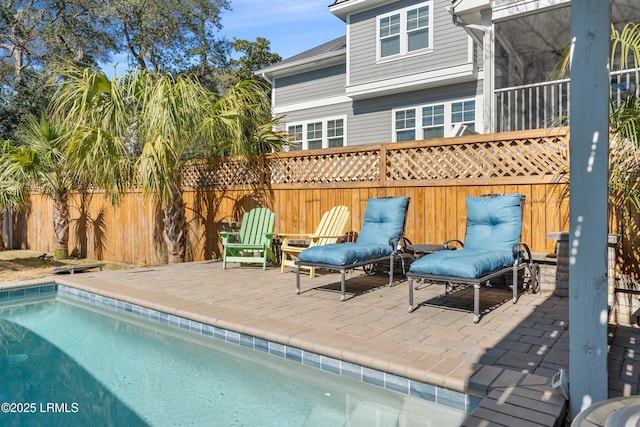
348,0,471,86
274,64,346,106
281,102,352,125
278,80,482,147
347,81,480,145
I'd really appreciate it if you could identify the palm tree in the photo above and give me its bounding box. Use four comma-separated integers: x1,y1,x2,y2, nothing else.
0,118,73,258
554,23,640,226
0,114,130,259
0,141,28,250
609,23,640,219
0,65,133,259
50,65,287,263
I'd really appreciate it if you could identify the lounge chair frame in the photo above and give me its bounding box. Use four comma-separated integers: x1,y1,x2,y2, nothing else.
295,244,401,301
295,197,410,301
406,194,539,323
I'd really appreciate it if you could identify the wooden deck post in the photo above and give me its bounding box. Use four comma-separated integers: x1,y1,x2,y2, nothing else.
568,0,610,418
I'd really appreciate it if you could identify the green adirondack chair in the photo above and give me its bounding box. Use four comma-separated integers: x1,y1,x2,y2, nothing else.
221,207,276,270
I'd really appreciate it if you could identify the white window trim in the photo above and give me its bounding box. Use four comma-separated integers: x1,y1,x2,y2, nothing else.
376,1,434,63
285,116,347,151
392,97,479,142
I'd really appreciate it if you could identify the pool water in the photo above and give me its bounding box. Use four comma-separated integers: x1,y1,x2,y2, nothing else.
0,293,468,426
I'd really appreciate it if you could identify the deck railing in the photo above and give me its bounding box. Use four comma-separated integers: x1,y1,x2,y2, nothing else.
495,69,638,132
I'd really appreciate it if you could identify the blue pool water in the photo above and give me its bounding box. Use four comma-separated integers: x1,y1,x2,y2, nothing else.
0,289,470,426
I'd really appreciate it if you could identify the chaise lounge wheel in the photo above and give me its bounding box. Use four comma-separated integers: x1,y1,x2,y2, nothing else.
529,264,540,294
363,263,376,274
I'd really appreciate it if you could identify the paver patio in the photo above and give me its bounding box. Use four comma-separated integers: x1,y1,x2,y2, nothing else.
4,260,635,425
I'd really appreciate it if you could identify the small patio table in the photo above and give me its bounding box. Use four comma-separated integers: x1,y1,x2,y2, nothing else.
405,243,453,259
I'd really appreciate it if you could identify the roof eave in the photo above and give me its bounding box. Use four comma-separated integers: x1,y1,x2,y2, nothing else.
329,0,391,21
256,50,346,79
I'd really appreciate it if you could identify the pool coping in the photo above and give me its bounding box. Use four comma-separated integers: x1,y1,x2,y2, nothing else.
0,281,480,416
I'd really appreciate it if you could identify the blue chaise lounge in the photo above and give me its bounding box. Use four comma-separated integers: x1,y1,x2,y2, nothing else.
295,196,410,300
406,194,538,322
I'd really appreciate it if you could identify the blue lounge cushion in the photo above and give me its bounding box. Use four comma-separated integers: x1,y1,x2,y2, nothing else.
464,194,522,252
298,196,409,267
356,197,409,246
409,249,515,279
298,242,391,266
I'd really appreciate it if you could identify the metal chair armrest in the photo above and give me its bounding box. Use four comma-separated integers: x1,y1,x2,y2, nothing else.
444,239,464,249
512,242,533,262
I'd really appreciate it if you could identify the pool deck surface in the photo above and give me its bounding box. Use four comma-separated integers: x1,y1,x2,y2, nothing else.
4,260,637,426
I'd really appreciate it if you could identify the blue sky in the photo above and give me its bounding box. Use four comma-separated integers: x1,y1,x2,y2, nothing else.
219,0,346,60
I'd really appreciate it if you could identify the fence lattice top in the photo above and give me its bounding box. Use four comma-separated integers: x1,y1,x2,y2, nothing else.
181,128,569,189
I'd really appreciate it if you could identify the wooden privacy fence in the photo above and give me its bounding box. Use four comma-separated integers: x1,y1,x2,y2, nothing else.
15,128,575,266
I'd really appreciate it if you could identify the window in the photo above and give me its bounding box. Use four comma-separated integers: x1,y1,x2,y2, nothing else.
393,99,477,141
284,117,347,150
327,119,344,148
407,6,429,52
378,2,431,59
307,122,323,149
288,125,302,151
395,109,416,142
451,100,476,131
379,14,401,57
422,104,445,139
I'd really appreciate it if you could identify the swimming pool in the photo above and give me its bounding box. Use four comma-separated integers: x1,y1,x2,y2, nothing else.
0,284,476,426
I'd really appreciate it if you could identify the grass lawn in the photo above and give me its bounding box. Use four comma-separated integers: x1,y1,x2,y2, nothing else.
0,249,134,282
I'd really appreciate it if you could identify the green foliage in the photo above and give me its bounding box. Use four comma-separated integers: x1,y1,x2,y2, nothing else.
553,22,640,230
608,23,640,228
0,0,256,140
48,64,288,204
43,64,288,262
0,70,54,140
611,22,640,72
104,0,232,72
0,140,27,211
230,38,282,83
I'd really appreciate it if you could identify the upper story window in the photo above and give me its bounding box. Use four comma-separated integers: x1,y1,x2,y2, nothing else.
378,2,432,60
393,98,477,141
379,14,401,57
286,117,346,151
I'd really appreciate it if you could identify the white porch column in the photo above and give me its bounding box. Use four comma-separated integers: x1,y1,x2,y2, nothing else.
568,0,610,419
481,10,495,134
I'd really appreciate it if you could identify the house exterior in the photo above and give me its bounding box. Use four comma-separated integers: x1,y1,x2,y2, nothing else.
257,0,639,150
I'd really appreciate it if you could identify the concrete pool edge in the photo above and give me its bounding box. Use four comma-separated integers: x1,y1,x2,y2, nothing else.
0,280,480,416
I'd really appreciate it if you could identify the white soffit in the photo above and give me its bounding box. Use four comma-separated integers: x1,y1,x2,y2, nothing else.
492,0,570,22
451,0,491,16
